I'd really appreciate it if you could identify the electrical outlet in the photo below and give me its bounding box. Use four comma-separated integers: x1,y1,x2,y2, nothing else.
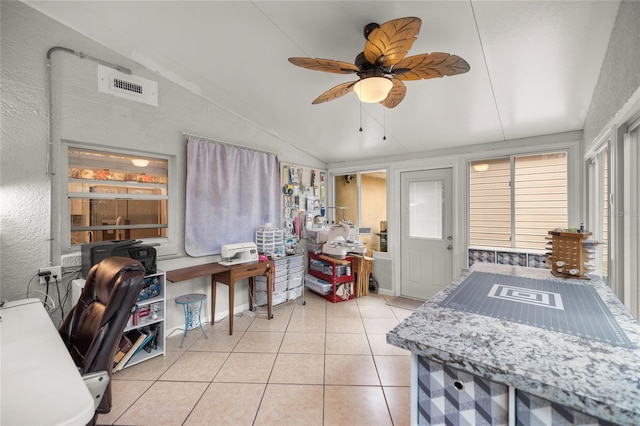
39,266,62,284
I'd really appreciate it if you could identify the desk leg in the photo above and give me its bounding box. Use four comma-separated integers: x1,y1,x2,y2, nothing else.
248,277,255,311
211,276,217,325
228,281,234,335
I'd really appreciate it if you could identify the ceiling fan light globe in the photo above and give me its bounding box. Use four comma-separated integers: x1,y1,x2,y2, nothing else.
354,77,393,103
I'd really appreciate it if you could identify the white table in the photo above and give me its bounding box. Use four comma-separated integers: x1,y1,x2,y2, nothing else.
1,299,95,425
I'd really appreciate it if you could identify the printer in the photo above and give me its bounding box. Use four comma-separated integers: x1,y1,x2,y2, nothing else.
219,242,259,266
81,240,157,278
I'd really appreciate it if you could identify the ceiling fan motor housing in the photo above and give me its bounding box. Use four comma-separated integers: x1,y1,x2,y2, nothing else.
363,22,380,40
355,52,390,78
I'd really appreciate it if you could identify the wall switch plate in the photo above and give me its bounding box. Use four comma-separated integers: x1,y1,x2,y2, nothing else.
39,266,62,284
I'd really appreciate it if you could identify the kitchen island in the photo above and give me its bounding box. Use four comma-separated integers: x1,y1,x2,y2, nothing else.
387,263,640,425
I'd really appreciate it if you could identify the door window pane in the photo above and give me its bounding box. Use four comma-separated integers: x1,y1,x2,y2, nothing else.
409,180,443,239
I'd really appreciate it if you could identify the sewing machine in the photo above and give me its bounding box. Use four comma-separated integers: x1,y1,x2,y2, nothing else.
219,242,259,266
322,222,367,259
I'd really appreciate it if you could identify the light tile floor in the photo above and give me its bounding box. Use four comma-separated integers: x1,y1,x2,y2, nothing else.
98,291,413,426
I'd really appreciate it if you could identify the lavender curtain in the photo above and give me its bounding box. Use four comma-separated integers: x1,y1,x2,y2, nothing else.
185,137,280,256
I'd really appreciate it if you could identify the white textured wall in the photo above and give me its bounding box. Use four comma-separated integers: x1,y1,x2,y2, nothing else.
583,1,640,149
1,2,324,328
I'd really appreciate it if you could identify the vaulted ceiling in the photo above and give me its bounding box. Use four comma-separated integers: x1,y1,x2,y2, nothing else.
26,1,620,163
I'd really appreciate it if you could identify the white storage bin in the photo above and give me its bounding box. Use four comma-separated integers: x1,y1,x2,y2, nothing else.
273,266,289,278
256,290,288,306
256,280,268,292
288,265,303,276
256,229,284,241
255,279,288,293
275,281,287,293
288,270,304,281
273,257,288,267
288,276,303,290
256,229,285,255
273,291,287,306
304,274,332,295
288,255,304,267
287,286,303,300
256,274,287,285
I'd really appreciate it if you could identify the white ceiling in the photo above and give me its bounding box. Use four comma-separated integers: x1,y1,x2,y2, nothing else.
25,1,620,164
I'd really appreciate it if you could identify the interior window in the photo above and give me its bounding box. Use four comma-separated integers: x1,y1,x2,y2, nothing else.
333,170,387,252
67,147,169,246
469,152,568,250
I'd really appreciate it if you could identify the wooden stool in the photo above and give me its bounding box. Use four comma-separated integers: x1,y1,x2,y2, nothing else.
175,293,208,348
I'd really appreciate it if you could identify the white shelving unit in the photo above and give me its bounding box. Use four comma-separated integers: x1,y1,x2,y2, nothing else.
120,270,166,369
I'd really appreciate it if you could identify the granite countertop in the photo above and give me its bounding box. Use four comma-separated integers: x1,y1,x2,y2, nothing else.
387,263,640,425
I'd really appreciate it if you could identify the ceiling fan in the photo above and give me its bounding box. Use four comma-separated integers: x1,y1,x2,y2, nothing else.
289,17,470,108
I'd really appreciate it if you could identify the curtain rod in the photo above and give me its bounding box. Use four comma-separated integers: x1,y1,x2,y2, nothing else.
181,132,276,156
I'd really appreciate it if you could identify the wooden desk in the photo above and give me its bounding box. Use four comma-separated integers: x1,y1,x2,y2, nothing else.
1,299,95,425
166,261,272,335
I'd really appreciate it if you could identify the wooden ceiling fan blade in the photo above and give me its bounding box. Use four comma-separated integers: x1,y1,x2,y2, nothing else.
288,57,359,74
364,17,421,67
312,81,357,104
393,52,470,81
380,79,406,108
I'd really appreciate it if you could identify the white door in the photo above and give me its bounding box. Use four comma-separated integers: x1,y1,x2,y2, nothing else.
400,168,453,300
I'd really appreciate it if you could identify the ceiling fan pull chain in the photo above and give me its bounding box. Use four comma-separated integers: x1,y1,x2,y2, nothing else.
383,113,387,141
359,101,363,132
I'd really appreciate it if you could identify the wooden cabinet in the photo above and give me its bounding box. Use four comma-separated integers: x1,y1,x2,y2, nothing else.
547,231,592,279
307,252,354,303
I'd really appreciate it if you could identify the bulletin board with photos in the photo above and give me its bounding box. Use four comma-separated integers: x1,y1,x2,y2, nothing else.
281,163,326,239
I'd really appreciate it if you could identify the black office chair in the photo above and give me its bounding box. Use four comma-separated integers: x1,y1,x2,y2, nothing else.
59,256,145,424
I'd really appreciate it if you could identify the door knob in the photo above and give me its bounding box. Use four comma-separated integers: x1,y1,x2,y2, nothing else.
447,245,453,250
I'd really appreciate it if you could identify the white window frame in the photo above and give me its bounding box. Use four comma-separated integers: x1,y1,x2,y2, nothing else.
467,149,572,251
328,167,389,249
585,131,611,282
585,87,640,318
60,141,177,256
621,116,640,317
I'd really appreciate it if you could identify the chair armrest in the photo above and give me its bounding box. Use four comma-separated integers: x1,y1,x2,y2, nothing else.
83,370,110,411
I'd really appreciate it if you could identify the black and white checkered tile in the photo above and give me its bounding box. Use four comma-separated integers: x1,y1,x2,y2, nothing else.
515,391,616,426
417,357,509,425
